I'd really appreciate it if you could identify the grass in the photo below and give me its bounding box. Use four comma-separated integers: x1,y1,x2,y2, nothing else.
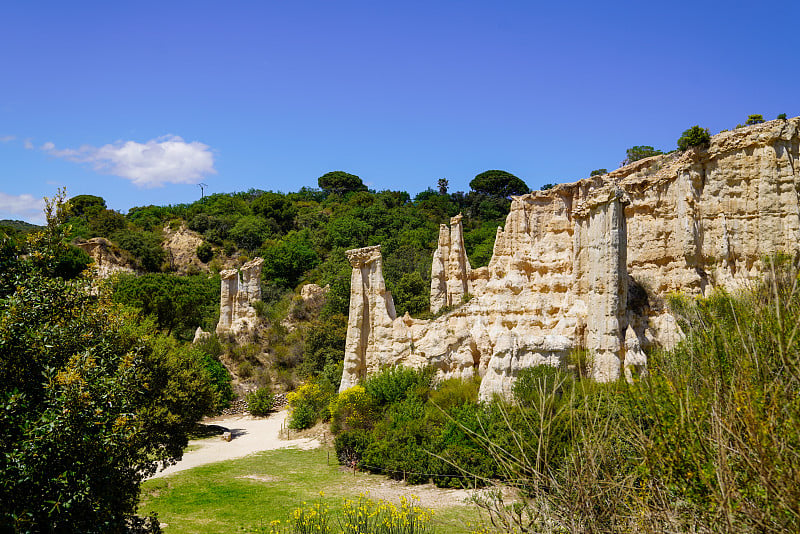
139,446,484,533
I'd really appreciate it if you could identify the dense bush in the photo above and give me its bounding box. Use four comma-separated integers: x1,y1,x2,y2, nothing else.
196,241,213,262
247,388,274,416
745,114,765,125
677,125,711,150
622,145,663,165
112,273,220,341
287,380,336,429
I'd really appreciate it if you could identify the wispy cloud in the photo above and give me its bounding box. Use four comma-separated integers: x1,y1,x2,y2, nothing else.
0,192,46,224
0,135,15,143
24,139,33,150
41,135,217,188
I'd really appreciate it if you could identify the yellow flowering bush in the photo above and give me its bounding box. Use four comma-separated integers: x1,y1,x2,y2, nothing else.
287,380,335,429
327,385,378,433
251,494,435,534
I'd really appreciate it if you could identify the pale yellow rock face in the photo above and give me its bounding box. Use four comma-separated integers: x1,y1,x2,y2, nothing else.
215,257,264,340
161,224,207,274
74,237,136,278
340,118,800,398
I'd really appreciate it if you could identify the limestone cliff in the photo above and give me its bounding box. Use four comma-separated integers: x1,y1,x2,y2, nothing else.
215,257,264,340
340,117,800,398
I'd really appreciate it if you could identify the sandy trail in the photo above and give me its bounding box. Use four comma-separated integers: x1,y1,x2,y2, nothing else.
151,410,319,479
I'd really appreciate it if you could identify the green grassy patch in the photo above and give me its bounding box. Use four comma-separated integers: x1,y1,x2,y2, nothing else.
139,447,483,533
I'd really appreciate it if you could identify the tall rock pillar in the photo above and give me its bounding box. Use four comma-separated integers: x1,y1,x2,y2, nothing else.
429,214,472,314
216,269,238,335
215,257,264,339
340,246,398,392
573,188,628,381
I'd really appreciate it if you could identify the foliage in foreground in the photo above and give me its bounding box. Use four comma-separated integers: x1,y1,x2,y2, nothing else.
248,494,435,534
0,194,219,532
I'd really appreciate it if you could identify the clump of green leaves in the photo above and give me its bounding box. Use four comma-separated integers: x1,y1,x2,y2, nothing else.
0,191,218,531
622,145,664,165
745,114,765,125
677,125,711,150
247,388,275,416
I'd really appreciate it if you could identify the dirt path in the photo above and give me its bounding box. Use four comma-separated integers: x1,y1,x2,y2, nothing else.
150,410,319,479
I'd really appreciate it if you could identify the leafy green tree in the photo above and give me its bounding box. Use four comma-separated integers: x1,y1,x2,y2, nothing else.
777,113,787,120
251,191,297,232
112,229,166,271
196,241,214,263
437,178,449,195
622,146,664,165
112,273,220,340
745,114,764,125
261,230,320,288
302,313,348,376
88,208,128,238
677,125,711,150
318,171,368,195
392,271,429,316
229,215,273,251
469,170,530,198
67,194,106,218
53,244,91,279
589,168,607,176
0,197,217,531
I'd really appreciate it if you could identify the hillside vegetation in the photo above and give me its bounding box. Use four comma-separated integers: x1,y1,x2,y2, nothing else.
39,172,529,393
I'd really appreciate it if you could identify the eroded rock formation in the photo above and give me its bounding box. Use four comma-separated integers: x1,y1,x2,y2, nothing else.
216,257,264,339
161,223,207,274
340,117,800,398
74,237,136,278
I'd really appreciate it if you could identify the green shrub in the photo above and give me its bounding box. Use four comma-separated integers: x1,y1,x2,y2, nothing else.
777,113,787,120
622,145,663,165
363,366,434,407
512,364,572,408
589,168,607,176
287,380,335,429
328,385,377,434
745,114,764,125
196,241,213,263
237,360,254,379
247,388,274,416
334,429,373,465
677,125,711,150
198,351,234,412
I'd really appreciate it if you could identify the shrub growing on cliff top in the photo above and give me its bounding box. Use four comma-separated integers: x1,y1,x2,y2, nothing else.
677,125,711,150
622,145,663,165
745,114,765,125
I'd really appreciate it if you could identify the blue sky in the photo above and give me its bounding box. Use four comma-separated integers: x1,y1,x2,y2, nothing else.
1,1,797,224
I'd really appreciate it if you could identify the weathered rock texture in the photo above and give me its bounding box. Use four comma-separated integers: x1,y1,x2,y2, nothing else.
216,257,264,339
340,117,800,399
74,237,136,278
430,214,473,313
161,224,207,274
281,283,330,332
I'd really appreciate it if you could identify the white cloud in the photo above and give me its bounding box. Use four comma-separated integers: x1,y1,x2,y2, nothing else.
0,135,15,143
24,139,33,150
42,135,217,188
0,192,46,224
